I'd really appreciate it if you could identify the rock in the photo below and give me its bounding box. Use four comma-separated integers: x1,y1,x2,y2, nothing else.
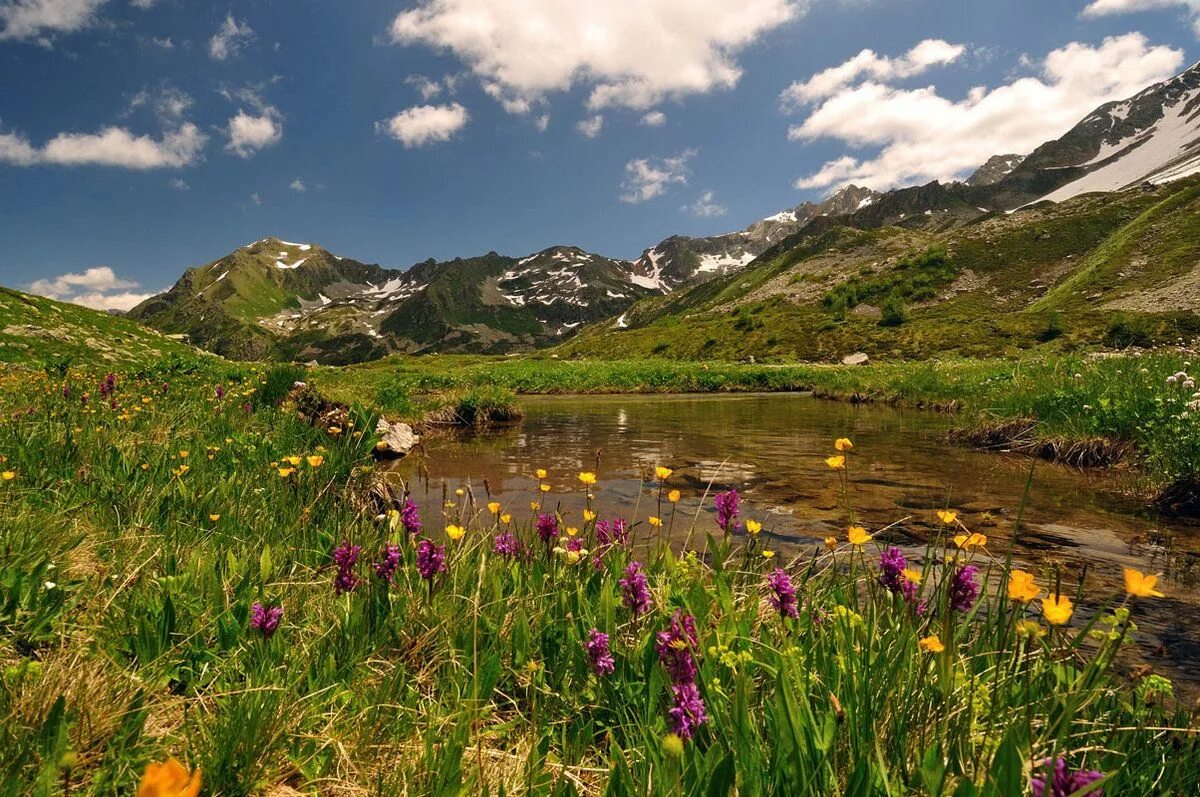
842,352,869,366
374,418,419,458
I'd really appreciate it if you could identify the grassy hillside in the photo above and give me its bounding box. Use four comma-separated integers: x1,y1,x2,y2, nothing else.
563,178,1200,362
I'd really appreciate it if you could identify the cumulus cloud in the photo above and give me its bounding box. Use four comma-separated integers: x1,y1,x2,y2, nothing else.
28,266,154,312
376,103,469,147
683,190,727,217
250,192,261,205
289,178,306,192
130,0,155,9
1082,0,1200,36
619,148,695,204
780,38,965,109
128,85,193,123
406,75,444,100
788,33,1184,191
576,114,604,138
169,177,188,190
209,13,253,60
224,108,282,158
0,0,106,42
640,111,667,127
389,0,803,112
535,113,550,132
0,123,206,168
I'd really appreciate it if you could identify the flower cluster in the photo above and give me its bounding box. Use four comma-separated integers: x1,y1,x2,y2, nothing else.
400,497,422,535
656,610,708,740
373,543,401,584
249,602,283,640
416,538,446,582
585,628,615,676
1031,758,1105,797
619,561,653,617
332,540,360,596
714,489,739,531
766,568,799,619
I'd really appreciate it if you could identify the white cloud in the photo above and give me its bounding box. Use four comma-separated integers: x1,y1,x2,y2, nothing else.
406,75,443,100
224,108,282,158
576,114,604,138
788,33,1185,191
389,0,803,112
169,177,188,190
28,266,153,312
620,148,696,203
128,85,193,122
376,103,469,148
208,13,253,60
640,110,667,126
250,192,261,205
0,0,106,42
130,0,154,9
1082,0,1200,36
780,38,965,109
535,113,550,132
0,123,206,168
150,36,172,48
683,190,727,217
289,178,306,192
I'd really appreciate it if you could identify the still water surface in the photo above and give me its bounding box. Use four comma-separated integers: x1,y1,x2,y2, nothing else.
389,393,1200,684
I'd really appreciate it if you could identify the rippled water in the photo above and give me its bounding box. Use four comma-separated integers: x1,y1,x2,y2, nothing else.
389,393,1200,684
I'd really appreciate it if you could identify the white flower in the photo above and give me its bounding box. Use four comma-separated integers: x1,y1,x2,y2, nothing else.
43,581,56,590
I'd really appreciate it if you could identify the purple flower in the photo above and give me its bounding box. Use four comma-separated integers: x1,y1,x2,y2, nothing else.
243,402,252,414
667,682,708,740
215,384,226,400
595,518,628,547
373,543,401,584
656,610,699,684
416,538,446,582
535,513,559,543
493,531,520,558
619,561,653,617
1031,758,1105,797
766,568,799,619
564,536,584,553
61,384,71,399
249,602,283,640
714,490,739,531
949,564,980,613
99,373,116,399
400,497,422,535
332,540,361,596
879,547,907,593
585,628,615,676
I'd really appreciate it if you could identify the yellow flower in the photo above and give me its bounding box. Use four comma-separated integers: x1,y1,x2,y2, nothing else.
530,501,540,511
140,463,150,471
847,526,871,546
1,471,15,481
582,509,596,521
901,568,922,584
500,513,512,524
745,519,762,535
762,550,776,559
918,635,945,654
566,526,579,536
824,536,838,551
655,465,673,481
306,455,324,468
578,471,597,485
277,467,295,478
668,489,681,503
455,488,465,497
283,456,301,467
1016,619,1045,640
1123,568,1165,598
488,501,502,514
446,524,466,541
138,758,201,797
662,733,685,758
328,426,342,436
825,455,845,470
178,451,189,459
536,468,548,480
1042,594,1074,626
936,509,958,525
172,465,190,477
539,483,551,493
1007,569,1040,603
952,532,988,549
834,437,853,452
208,514,220,522
648,516,662,527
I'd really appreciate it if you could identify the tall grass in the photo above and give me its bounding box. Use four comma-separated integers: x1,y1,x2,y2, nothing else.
1,360,1196,794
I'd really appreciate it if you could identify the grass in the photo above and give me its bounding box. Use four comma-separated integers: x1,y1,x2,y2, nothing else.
1,358,1196,794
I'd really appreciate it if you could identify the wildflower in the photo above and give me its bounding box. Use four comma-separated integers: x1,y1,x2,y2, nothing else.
936,509,958,525
667,681,708,740
332,540,361,595
493,531,520,558
400,497,422,535
373,543,401,583
878,546,907,592
949,564,980,613
834,437,853,451
766,568,799,619
1016,619,1046,640
215,385,225,400
662,733,685,758
138,758,201,797
578,471,597,486
416,539,447,581
535,513,559,543
582,508,596,522
249,602,283,640
919,635,945,654
762,550,776,559
847,526,871,546
655,465,673,481
306,455,324,468
446,524,466,541
1123,568,1165,598
824,536,838,551
172,465,190,478
1042,594,1074,626
585,628,615,676
277,467,295,478
656,610,699,684
595,518,629,546
1008,569,1040,603
566,526,579,537
282,455,300,466
487,501,501,515
952,532,988,549
1031,758,1105,797
539,483,551,493
535,468,548,480
500,513,512,524
1,471,15,481
825,455,845,470
745,519,762,536
648,516,662,527
530,501,540,511
620,561,653,616
714,489,739,530
208,514,220,522
668,489,681,503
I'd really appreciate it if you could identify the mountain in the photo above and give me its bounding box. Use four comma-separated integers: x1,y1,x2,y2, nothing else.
966,154,1024,186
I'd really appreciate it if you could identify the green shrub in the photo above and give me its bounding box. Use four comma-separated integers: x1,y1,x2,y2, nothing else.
879,294,907,327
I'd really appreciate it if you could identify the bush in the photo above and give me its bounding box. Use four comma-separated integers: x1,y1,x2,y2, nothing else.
879,294,907,327
1038,311,1065,342
1105,314,1154,349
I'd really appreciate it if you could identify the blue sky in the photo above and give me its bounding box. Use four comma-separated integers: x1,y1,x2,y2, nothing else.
1,0,1197,309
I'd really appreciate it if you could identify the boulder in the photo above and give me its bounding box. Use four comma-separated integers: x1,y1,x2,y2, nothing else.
374,418,419,458
842,352,870,366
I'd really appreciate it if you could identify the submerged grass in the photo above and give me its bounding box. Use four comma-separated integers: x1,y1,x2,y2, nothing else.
2,358,1198,794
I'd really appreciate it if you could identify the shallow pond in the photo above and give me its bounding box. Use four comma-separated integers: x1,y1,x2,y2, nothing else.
389,393,1200,686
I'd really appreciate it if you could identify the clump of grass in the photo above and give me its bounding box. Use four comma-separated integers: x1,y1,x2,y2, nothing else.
425,385,522,428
